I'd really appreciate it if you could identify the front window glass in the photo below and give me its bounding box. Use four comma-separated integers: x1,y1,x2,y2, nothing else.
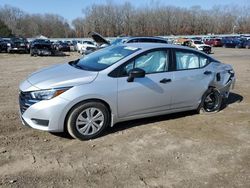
73,45,140,71
122,50,168,75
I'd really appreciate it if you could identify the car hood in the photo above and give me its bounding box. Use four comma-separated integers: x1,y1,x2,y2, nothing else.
90,32,110,45
20,63,98,91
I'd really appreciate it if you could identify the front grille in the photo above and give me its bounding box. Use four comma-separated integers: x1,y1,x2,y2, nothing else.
19,91,38,114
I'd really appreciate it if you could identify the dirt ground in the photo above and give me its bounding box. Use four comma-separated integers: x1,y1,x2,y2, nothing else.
0,48,249,188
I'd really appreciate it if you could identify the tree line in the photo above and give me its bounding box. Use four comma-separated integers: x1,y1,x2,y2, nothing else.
0,2,250,38
0,5,74,38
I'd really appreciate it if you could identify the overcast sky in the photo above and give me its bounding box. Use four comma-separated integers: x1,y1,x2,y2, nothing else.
1,0,249,22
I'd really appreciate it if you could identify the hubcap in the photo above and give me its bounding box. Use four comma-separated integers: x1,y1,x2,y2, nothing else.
76,108,104,136
204,92,219,112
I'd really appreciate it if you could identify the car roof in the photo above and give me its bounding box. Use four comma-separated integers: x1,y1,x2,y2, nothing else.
129,36,167,40
121,42,194,51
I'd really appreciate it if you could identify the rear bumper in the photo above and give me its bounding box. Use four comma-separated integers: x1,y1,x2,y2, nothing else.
219,77,236,98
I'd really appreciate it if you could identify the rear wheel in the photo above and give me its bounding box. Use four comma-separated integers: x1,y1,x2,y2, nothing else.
198,88,222,114
66,101,110,140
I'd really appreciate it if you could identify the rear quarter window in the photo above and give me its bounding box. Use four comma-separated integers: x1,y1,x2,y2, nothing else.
175,49,211,70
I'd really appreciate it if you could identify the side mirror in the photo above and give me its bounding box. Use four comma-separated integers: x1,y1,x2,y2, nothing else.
127,68,145,82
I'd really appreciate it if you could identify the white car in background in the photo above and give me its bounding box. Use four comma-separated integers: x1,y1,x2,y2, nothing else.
76,41,97,55
190,40,212,54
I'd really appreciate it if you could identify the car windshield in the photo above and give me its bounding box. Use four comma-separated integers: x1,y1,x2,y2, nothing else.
194,41,204,44
72,45,140,71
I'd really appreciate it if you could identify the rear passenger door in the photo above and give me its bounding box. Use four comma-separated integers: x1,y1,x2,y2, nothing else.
171,49,212,109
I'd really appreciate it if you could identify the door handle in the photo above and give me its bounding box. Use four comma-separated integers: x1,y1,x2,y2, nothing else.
204,71,212,75
160,78,172,84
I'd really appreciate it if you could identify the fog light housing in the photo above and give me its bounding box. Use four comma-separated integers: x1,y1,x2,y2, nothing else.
31,118,49,126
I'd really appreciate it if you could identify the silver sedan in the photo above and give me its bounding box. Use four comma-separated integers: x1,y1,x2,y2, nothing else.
19,43,236,140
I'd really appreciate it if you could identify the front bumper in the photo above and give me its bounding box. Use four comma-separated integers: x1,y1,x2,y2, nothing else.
10,47,27,51
19,94,70,132
37,49,52,56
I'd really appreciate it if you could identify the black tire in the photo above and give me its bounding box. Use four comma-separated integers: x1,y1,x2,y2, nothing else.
198,88,222,114
246,45,250,49
66,101,110,140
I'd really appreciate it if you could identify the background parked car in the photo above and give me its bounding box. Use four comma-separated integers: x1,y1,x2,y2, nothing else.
91,32,168,47
7,37,29,53
242,39,250,49
53,41,71,52
189,40,212,54
204,38,222,47
221,37,243,48
0,38,8,52
65,40,76,51
76,40,97,54
111,36,168,45
30,39,53,56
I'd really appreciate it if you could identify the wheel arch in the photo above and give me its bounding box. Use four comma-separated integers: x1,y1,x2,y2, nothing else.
63,98,112,132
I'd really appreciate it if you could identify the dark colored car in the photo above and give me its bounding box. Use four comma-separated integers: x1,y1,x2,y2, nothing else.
90,32,168,47
53,41,70,52
7,37,29,53
0,38,8,52
242,39,250,49
204,38,222,47
221,37,243,48
30,39,54,56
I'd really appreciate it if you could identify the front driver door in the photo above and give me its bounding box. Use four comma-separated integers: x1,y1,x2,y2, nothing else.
117,49,174,118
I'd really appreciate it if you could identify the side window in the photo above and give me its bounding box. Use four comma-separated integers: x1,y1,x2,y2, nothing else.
127,39,138,43
121,61,134,76
176,51,199,70
121,50,168,76
200,55,210,67
175,51,210,70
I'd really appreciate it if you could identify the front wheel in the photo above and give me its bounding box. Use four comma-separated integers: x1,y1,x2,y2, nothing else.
66,102,110,140
198,88,222,114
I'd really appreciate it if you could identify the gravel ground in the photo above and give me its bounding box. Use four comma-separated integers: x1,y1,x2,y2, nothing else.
0,48,249,188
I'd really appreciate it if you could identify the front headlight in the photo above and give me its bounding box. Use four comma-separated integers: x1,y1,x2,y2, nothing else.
30,87,71,100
